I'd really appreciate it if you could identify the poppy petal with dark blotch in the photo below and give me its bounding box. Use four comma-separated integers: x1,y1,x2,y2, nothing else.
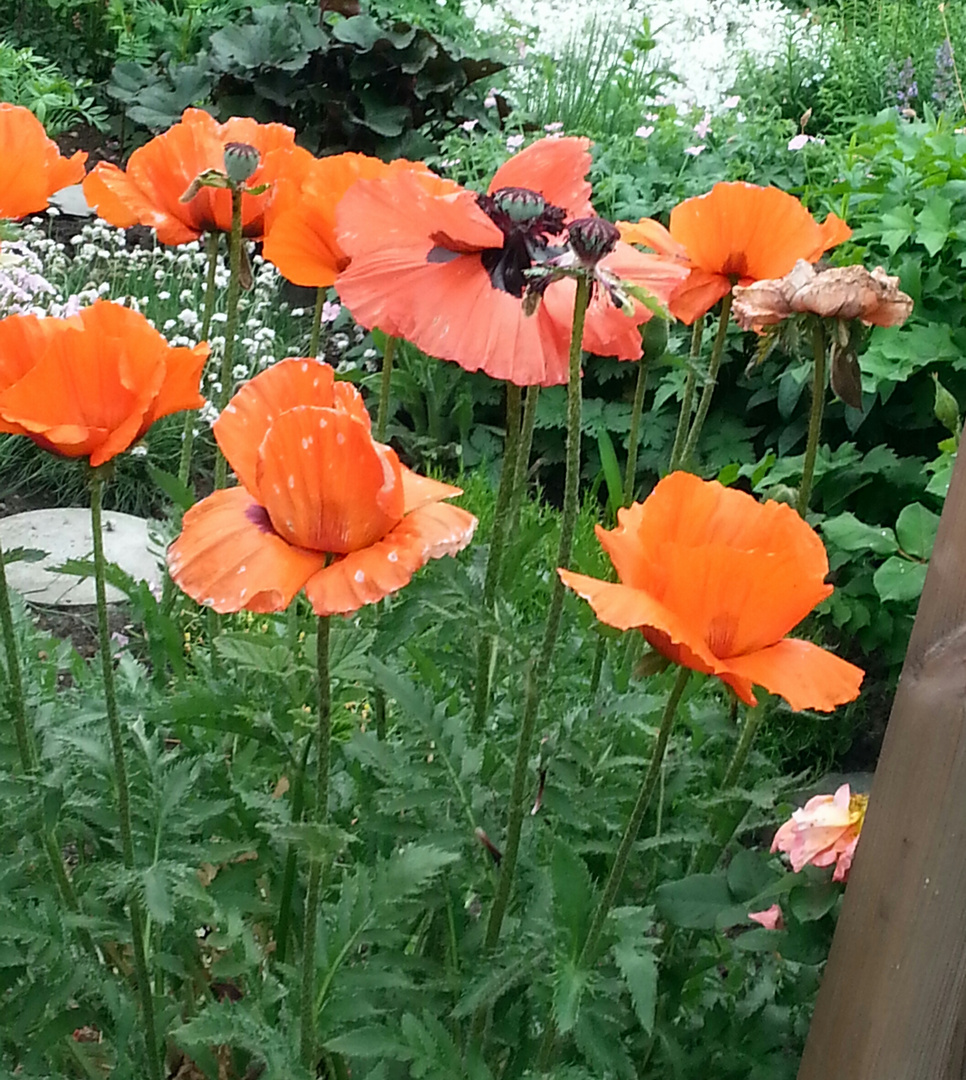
215,357,336,493
719,639,865,712
669,182,848,282
337,241,573,385
0,104,87,220
254,405,404,554
167,487,326,614
401,468,463,514
487,137,593,219
83,108,312,245
304,500,476,615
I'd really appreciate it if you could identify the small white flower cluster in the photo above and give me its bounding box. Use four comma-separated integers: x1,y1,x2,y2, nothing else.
0,241,57,316
465,0,828,111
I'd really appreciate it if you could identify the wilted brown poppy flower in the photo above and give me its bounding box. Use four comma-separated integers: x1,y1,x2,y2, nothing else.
732,260,913,331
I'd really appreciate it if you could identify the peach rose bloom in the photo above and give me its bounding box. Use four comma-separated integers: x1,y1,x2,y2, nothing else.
771,783,867,882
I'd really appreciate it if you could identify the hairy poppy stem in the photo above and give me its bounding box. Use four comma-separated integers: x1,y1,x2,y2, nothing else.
375,336,398,443
797,322,827,517
300,614,332,1069
473,382,523,734
680,291,733,465
90,470,163,1080
536,667,691,1072
274,731,314,965
478,277,590,966
668,319,705,471
213,186,244,492
177,231,220,489
506,384,540,541
623,354,651,506
0,537,98,958
309,286,325,359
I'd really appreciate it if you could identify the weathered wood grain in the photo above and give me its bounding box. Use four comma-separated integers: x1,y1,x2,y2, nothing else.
798,446,966,1080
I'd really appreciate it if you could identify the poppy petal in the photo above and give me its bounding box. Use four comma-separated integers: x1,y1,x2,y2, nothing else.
0,314,68,433
84,163,196,242
487,137,593,219
304,501,477,615
666,269,733,325
142,343,210,429
254,405,404,554
0,104,87,219
262,203,346,287
719,638,864,712
617,218,689,260
215,358,336,493
804,212,853,262
167,487,325,613
332,379,372,431
400,467,463,514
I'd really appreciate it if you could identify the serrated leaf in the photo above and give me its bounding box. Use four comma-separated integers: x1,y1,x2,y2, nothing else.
143,864,174,924
325,1024,413,1060
382,844,459,900
260,821,356,861
1,546,45,566
726,848,780,902
612,939,657,1034
552,840,594,954
146,464,195,511
553,956,589,1034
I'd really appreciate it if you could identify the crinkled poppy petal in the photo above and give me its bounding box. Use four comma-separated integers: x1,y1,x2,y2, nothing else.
717,638,864,713
803,212,853,262
540,274,642,361
84,162,196,243
0,104,87,219
254,405,404,553
487,137,593,219
400,467,463,514
332,379,372,431
167,487,325,613
142,343,209,429
558,569,720,671
338,244,572,386
667,268,734,324
262,203,347,286
617,217,690,260
304,500,476,615
337,168,501,261
0,312,67,422
214,358,336,493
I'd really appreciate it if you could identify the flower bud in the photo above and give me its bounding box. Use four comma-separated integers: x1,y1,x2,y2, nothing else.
567,216,620,267
223,142,260,186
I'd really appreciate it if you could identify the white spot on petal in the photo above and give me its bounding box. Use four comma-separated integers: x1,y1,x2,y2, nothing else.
387,551,398,563
288,474,295,489
354,570,365,583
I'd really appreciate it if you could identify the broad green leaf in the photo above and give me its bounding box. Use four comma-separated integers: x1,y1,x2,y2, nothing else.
873,556,928,603
895,502,940,559
821,512,898,556
726,849,779,903
878,204,916,253
915,195,952,256
612,940,657,1034
789,879,841,922
654,873,732,929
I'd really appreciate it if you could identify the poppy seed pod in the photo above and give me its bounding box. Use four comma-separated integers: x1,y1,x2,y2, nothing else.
223,141,261,186
567,216,620,267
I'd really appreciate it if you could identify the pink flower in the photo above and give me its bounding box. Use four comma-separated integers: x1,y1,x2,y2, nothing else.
320,300,341,323
722,95,741,109
748,904,784,930
635,125,656,139
544,122,563,132
788,133,826,151
684,145,706,157
771,783,867,882
506,134,525,150
693,111,712,139
460,119,479,132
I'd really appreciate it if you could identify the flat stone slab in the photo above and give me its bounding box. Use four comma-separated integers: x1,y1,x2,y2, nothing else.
0,508,162,606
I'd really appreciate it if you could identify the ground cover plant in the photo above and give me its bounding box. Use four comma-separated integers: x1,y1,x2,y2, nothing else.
1,1,964,1076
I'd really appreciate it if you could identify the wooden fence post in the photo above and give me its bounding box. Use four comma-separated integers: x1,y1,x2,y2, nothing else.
798,446,966,1080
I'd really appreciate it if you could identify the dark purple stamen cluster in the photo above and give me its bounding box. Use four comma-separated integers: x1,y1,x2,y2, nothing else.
477,186,567,297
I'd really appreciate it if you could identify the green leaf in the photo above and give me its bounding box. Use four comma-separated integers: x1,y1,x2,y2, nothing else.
933,372,961,437
821,512,898,556
1,546,45,566
915,195,952,256
382,843,459,899
146,464,195,511
142,864,174,925
789,879,841,922
259,822,356,861
552,841,594,954
895,502,940,560
654,873,732,929
326,1024,412,1060
878,204,916,253
873,556,928,602
595,425,623,520
726,849,779,903
553,957,589,1034
612,940,657,1035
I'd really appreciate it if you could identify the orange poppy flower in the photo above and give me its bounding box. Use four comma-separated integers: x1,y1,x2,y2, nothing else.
82,108,314,246
262,152,436,287
166,358,477,615
334,138,688,386
559,472,863,711
619,181,852,325
0,103,87,220
0,300,208,466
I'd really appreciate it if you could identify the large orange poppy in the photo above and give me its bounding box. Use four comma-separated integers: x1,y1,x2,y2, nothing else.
619,181,852,325
262,152,436,287
0,301,208,466
82,108,314,246
334,138,688,386
559,472,863,711
167,358,477,615
0,103,87,220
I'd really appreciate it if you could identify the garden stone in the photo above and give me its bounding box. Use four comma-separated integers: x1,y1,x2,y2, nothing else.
47,183,93,217
0,507,162,606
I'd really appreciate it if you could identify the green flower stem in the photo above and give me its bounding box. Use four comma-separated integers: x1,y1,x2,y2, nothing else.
309,286,325,360
481,277,591,956
177,231,220,488
375,336,398,444
90,470,162,1080
274,732,313,965
213,186,244,492
623,354,651,506
0,535,35,771
578,667,690,964
668,319,705,472
300,615,332,1069
473,382,523,734
797,322,827,517
506,384,540,541
680,291,733,465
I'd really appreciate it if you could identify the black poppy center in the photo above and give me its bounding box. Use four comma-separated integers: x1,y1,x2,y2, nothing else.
477,186,567,297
